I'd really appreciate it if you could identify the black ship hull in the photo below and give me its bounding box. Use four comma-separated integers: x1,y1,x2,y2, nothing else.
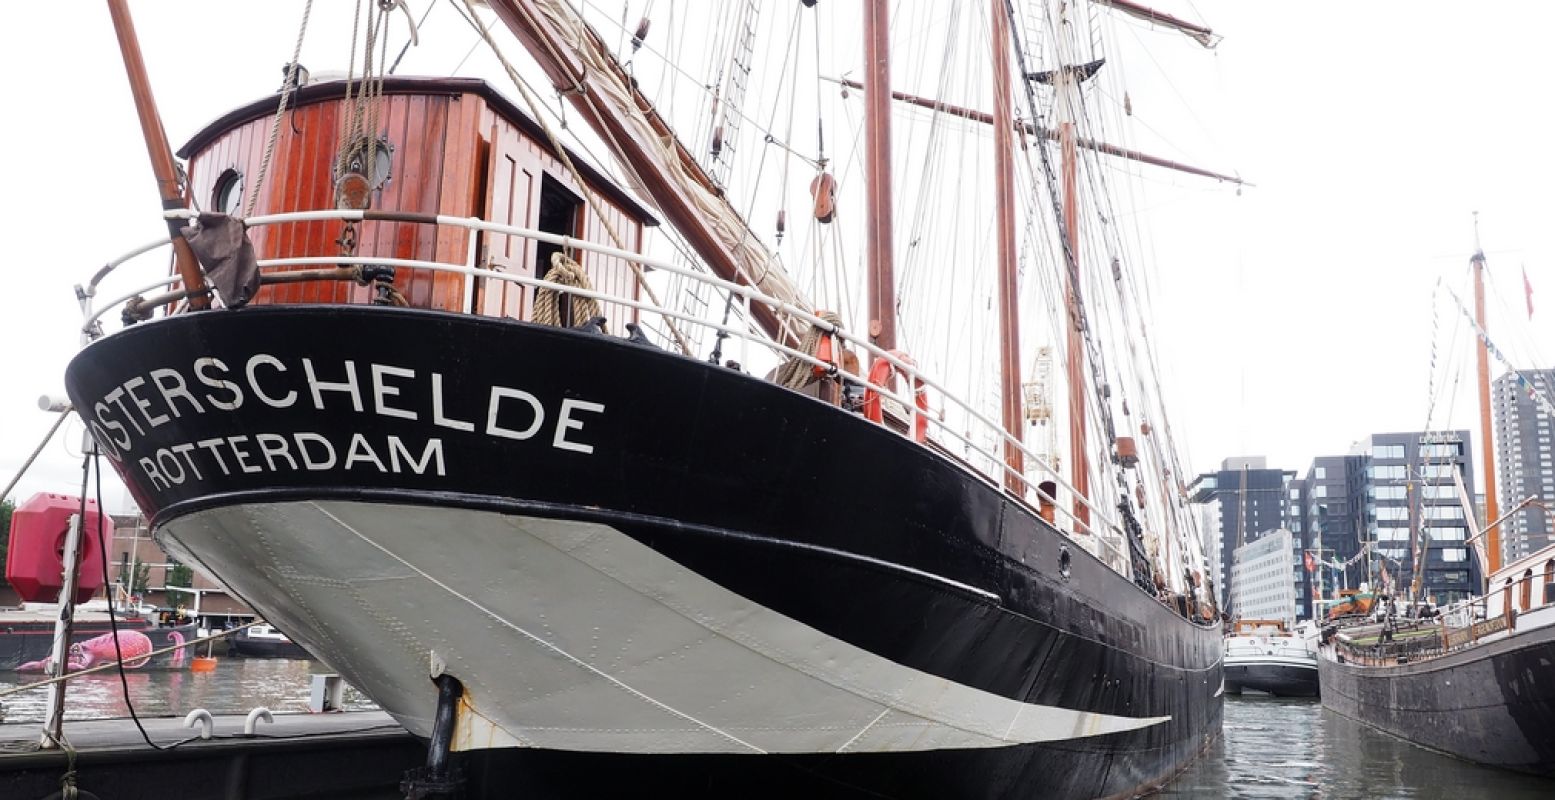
1319,622,1555,777
1224,660,1319,698
229,633,313,660
64,305,1222,798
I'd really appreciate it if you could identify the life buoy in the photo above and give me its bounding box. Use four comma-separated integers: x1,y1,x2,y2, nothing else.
862,350,929,443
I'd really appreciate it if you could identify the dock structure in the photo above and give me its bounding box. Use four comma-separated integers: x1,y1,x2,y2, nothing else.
0,710,421,799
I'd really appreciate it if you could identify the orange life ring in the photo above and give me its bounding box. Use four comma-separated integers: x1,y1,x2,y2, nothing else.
862,350,929,443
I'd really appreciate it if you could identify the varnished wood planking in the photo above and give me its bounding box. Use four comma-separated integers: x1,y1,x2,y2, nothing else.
184,83,646,323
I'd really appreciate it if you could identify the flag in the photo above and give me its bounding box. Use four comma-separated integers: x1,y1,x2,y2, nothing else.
1303,551,1315,572
1525,266,1535,319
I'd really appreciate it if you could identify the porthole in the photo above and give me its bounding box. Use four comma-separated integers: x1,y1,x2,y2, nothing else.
212,169,244,215
337,136,394,188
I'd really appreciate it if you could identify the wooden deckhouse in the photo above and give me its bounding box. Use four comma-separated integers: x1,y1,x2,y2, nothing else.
176,76,656,324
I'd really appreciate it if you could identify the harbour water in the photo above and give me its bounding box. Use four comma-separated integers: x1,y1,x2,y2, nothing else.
1163,696,1554,798
3,667,1553,797
0,657,375,724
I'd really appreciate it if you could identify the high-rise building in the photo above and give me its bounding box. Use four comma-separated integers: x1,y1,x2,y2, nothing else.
1229,529,1296,625
1298,454,1367,613
1285,476,1312,619
1492,369,1555,562
1188,457,1295,609
1363,431,1479,605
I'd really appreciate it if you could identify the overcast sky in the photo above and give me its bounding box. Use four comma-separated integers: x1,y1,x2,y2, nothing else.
3,1,1553,512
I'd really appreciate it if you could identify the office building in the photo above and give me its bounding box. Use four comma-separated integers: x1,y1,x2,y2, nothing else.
1189,457,1295,609
1364,431,1479,605
1492,369,1555,562
1229,529,1296,625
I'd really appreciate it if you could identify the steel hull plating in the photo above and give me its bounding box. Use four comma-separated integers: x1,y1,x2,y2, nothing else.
65,306,1222,798
1319,624,1555,776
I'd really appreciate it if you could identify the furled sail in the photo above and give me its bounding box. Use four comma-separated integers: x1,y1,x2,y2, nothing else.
486,0,809,346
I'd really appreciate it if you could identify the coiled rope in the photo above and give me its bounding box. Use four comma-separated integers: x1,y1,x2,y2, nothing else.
771,310,842,390
531,253,602,329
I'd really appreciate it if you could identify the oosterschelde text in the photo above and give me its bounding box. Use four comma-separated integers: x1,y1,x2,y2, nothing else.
84,354,606,492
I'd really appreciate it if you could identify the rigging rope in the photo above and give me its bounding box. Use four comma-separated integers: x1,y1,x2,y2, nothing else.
246,0,315,217
1443,279,1555,418
0,410,72,505
455,0,697,355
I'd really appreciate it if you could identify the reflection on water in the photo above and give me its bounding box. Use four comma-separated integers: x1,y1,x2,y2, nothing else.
0,658,376,725
5,674,1553,797
1163,696,1553,798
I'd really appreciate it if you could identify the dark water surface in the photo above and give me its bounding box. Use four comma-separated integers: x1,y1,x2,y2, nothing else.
1162,696,1553,799
0,657,375,724
4,669,1553,798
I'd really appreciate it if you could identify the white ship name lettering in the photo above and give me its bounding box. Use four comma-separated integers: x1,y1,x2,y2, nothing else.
85,353,606,493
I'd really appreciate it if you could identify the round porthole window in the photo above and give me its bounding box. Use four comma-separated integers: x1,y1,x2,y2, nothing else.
334,136,393,209
212,169,244,215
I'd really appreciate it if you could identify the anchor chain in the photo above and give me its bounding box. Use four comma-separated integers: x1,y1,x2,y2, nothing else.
338,220,407,306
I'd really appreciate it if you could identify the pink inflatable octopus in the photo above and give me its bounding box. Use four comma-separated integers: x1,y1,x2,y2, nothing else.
16,629,172,673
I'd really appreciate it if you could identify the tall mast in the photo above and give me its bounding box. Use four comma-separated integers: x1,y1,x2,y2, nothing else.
1051,3,1090,531
1473,246,1502,574
991,0,1024,492
107,0,209,310
863,0,897,350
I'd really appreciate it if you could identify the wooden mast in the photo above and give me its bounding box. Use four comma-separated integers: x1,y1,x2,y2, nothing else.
106,0,209,309
863,0,897,350
991,0,1024,492
1473,247,1503,574
1052,3,1090,532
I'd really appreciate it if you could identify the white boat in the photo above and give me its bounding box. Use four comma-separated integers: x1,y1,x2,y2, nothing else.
1224,619,1319,698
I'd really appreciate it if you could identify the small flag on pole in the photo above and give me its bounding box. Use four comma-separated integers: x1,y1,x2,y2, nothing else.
1303,551,1315,572
1525,266,1535,319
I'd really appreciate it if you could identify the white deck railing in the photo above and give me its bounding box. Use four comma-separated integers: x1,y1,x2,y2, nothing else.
77,209,1138,570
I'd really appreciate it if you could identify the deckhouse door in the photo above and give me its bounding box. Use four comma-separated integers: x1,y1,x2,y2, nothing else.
476,124,534,319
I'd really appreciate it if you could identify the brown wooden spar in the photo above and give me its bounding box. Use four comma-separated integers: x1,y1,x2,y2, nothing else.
1473,248,1503,574
485,0,806,347
106,0,209,309
1058,105,1089,531
830,78,1246,186
1098,0,1219,48
863,0,897,351
990,0,1025,492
